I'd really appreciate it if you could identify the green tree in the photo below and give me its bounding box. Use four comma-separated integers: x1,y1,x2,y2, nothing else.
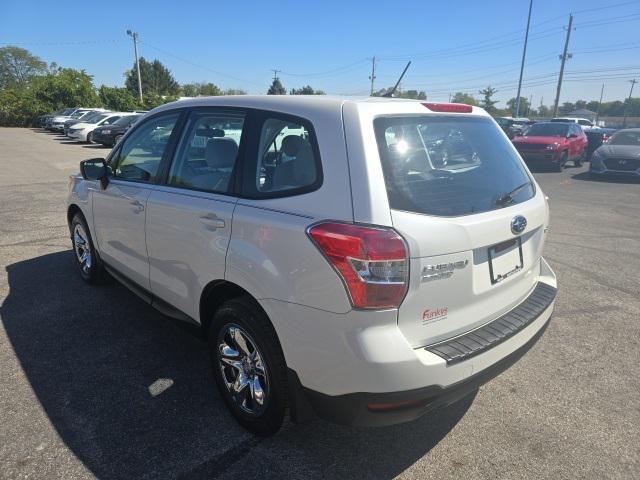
98,86,140,111
32,68,99,110
558,102,575,115
289,85,326,95
537,104,551,117
478,86,498,113
267,78,286,95
0,46,47,89
395,89,426,100
125,57,180,97
181,82,222,97
451,92,479,106
223,88,247,95
507,97,530,115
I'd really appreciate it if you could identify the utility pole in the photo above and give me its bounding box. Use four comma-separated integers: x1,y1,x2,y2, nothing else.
271,69,281,82
553,14,574,117
595,83,605,124
368,56,377,95
515,0,533,118
528,94,533,116
127,30,143,103
622,79,637,127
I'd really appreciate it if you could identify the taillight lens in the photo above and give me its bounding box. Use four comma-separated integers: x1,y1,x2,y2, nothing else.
422,102,473,113
307,222,408,309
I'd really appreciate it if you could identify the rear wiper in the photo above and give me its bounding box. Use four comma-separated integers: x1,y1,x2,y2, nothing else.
495,181,531,207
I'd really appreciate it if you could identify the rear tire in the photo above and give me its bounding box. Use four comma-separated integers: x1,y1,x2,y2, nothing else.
208,297,287,436
71,213,104,284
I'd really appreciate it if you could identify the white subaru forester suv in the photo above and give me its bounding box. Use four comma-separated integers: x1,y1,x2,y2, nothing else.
67,96,557,435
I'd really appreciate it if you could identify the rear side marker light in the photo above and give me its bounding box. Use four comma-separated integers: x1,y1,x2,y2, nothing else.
422,102,473,113
307,222,408,309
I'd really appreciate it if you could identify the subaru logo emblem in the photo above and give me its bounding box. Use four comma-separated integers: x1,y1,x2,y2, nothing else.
511,215,527,235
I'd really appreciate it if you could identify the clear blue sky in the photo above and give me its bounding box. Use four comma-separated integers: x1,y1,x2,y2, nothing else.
2,0,639,108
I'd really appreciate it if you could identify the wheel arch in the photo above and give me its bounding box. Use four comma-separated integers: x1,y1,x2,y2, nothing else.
67,204,84,231
199,280,268,336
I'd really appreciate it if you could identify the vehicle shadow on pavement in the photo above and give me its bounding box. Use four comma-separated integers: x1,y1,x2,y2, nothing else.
2,251,473,480
571,171,640,184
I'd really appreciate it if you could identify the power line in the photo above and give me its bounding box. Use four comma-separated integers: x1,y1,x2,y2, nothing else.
139,40,264,87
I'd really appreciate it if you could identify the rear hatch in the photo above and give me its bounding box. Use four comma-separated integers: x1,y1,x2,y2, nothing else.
372,111,549,348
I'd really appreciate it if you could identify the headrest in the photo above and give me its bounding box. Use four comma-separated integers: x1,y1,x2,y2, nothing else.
281,135,306,156
205,138,238,169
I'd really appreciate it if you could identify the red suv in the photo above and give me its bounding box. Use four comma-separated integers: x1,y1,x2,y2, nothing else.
512,122,587,171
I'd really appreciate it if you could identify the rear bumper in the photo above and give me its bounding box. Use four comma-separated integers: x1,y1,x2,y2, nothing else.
299,315,551,427
518,151,561,164
286,259,557,427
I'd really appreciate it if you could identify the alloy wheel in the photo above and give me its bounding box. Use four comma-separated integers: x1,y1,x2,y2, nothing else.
73,223,92,275
217,324,269,416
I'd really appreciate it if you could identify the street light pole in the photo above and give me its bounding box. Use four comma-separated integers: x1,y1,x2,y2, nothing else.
515,0,533,118
127,30,143,103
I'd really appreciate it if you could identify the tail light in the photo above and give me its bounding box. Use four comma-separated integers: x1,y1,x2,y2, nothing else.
602,134,609,142
422,102,473,113
307,222,408,309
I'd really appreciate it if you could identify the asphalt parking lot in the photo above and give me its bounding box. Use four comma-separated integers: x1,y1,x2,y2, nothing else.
0,127,639,480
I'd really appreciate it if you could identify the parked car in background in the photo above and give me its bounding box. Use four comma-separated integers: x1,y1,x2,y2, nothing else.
550,117,595,130
67,112,129,143
67,96,556,435
512,121,588,170
45,108,76,130
496,117,531,138
52,108,96,132
92,114,142,146
64,109,110,135
585,128,617,159
590,128,640,179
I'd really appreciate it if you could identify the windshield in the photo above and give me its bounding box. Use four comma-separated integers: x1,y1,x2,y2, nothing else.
88,114,109,124
374,115,534,217
71,111,88,119
608,131,640,146
61,108,75,115
113,115,140,126
524,123,569,137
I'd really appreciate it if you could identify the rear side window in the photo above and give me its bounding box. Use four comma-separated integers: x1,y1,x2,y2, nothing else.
242,114,321,198
374,115,535,217
168,111,245,194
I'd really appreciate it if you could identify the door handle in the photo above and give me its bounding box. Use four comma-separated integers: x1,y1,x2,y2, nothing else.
130,200,145,213
199,214,225,230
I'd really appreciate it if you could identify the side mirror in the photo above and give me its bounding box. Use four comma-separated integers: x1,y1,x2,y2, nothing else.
80,158,109,189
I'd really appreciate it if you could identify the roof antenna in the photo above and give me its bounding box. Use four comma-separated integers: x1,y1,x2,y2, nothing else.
383,61,412,98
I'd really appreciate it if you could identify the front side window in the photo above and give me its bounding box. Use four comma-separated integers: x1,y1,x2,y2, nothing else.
168,111,245,193
100,116,121,125
374,115,534,217
112,113,179,183
253,117,319,194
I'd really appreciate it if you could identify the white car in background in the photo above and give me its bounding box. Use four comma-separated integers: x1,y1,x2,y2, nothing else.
67,96,557,435
550,117,596,130
67,112,133,143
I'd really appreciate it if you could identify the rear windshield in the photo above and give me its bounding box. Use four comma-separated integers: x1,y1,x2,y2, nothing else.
525,123,569,137
374,115,534,217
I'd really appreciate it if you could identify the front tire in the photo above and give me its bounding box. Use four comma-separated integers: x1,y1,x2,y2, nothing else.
208,297,287,436
71,213,104,284
86,131,93,144
114,134,123,146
